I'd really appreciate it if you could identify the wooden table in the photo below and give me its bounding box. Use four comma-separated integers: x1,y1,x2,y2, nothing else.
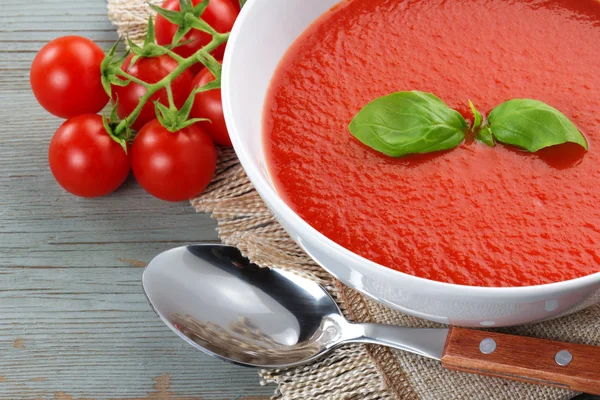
3,1,600,400
0,1,272,398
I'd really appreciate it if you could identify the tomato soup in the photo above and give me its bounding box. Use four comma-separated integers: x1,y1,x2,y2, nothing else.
263,0,600,287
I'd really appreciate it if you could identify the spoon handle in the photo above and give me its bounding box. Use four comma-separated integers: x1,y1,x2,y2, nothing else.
441,327,600,395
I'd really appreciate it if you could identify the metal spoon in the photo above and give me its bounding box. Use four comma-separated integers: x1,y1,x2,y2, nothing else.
142,244,600,394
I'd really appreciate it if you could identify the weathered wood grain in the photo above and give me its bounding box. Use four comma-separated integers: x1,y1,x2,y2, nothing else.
0,1,272,398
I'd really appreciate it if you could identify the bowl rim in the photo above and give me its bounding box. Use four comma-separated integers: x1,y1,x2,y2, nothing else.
221,0,600,299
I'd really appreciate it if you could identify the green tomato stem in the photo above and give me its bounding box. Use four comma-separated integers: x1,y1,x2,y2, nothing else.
165,48,185,64
185,13,219,37
116,70,150,88
166,84,176,110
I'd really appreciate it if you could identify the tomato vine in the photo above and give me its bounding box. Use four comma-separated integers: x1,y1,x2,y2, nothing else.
100,0,230,138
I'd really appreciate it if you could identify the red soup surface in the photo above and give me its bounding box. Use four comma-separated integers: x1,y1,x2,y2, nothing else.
263,0,600,287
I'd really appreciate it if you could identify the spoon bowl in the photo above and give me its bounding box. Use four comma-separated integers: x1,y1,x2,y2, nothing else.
143,244,351,367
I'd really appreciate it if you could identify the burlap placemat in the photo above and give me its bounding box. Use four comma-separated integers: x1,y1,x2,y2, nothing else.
108,3,600,398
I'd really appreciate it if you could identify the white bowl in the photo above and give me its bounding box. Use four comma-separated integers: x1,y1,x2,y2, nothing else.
221,0,600,327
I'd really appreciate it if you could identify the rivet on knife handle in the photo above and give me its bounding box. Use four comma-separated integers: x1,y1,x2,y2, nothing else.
441,326,600,395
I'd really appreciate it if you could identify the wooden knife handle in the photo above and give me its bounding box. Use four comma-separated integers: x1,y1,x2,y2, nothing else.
441,326,600,394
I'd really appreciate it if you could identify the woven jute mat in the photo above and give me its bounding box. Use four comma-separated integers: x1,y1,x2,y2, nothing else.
108,3,600,398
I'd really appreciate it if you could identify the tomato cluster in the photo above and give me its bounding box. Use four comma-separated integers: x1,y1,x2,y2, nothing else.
30,0,239,201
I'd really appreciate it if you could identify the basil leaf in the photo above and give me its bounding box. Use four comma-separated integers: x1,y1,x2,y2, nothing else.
477,126,495,147
349,91,467,158
487,99,588,152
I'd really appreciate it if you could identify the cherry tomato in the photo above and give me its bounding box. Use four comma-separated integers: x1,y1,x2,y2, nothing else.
155,0,238,63
30,36,108,118
131,119,217,202
230,0,241,11
112,54,194,131
49,115,130,197
190,67,231,146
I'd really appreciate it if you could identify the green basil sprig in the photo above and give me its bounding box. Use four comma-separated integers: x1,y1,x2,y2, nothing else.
349,91,588,157
348,91,467,157
468,100,494,147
